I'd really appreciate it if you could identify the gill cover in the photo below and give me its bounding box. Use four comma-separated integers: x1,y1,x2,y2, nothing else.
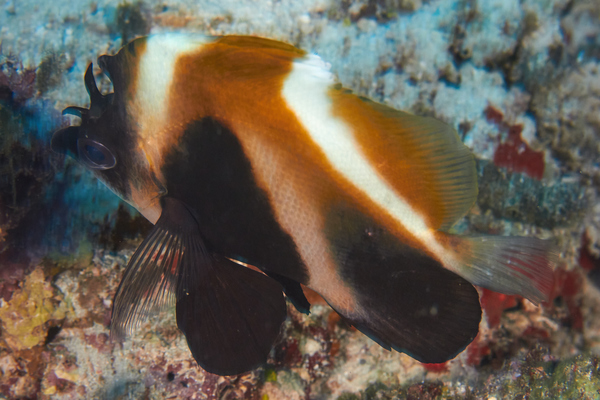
51,63,116,170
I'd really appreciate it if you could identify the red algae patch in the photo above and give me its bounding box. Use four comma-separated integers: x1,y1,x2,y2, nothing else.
579,233,600,273
422,362,449,373
485,105,545,180
551,268,585,331
480,288,519,328
465,334,491,367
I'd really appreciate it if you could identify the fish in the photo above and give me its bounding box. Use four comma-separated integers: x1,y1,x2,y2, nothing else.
51,34,555,376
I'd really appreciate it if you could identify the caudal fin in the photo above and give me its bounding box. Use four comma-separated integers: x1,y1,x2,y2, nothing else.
442,234,557,304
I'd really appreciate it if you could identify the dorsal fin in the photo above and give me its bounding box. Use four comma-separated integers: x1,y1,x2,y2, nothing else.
329,90,478,231
215,35,306,56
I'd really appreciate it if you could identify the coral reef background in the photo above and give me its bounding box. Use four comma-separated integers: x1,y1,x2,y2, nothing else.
0,0,599,398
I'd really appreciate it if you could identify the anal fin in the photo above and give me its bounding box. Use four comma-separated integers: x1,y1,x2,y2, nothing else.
323,202,482,363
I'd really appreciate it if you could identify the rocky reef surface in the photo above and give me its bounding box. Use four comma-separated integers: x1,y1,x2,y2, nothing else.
0,0,599,398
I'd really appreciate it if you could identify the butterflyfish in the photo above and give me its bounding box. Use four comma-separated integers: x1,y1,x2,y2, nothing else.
51,34,555,376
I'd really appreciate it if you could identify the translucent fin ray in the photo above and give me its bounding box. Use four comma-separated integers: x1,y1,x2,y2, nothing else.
110,224,184,338
446,234,557,304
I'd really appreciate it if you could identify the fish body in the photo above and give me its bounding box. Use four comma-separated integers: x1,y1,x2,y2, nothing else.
52,34,555,375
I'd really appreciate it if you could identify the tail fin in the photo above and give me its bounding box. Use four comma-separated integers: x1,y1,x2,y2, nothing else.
442,234,557,304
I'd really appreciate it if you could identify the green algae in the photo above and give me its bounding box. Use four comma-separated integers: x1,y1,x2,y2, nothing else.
335,380,446,400
332,355,600,399
264,368,278,383
36,50,66,95
44,239,94,271
336,393,360,400
500,355,600,399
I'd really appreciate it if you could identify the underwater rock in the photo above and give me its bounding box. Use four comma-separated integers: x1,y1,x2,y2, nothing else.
476,159,587,229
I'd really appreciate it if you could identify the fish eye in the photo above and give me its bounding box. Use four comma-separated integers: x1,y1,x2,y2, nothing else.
77,138,117,170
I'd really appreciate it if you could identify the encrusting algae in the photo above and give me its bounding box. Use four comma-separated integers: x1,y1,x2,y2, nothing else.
0,268,67,350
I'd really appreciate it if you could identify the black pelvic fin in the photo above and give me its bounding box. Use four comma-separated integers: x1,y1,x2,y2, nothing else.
177,253,287,375
265,271,311,315
324,202,482,363
111,197,287,375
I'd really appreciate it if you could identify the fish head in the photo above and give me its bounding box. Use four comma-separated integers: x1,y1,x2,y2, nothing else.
52,62,166,224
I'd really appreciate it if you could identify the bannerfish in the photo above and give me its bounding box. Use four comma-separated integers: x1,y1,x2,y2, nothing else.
51,34,555,376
